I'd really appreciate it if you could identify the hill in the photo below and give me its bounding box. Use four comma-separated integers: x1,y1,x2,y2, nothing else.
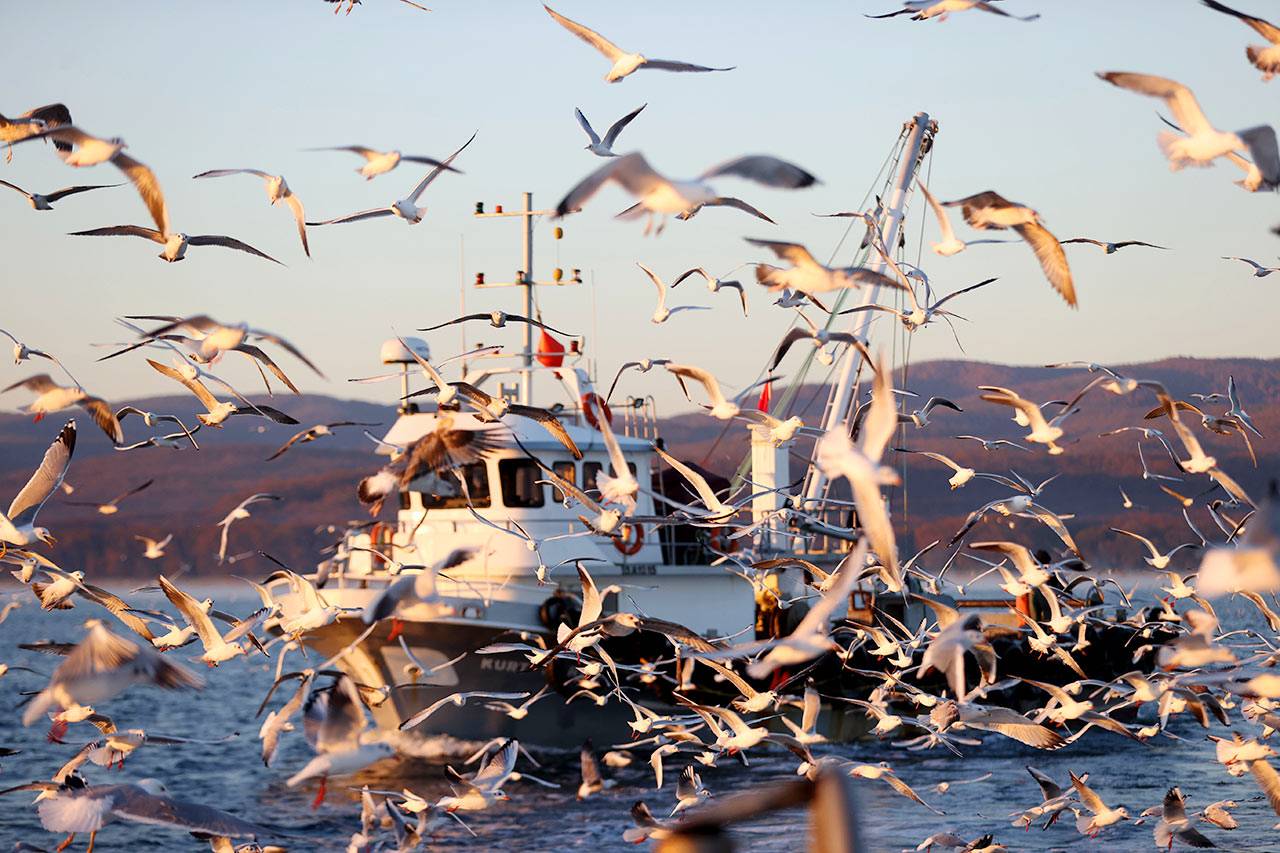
0,356,1272,577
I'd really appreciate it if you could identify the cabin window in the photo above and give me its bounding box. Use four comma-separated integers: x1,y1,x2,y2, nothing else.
551,461,576,503
583,461,604,494
499,459,545,508
583,461,637,494
416,463,490,509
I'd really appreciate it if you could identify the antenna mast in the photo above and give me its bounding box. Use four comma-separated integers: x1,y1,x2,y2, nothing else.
801,112,937,511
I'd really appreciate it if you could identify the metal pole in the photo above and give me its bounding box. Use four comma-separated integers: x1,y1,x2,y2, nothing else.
802,112,933,508
521,191,534,405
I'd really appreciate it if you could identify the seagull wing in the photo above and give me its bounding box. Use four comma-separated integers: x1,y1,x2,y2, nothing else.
506,404,583,459
641,58,735,74
543,4,625,60
1013,221,1075,307
186,235,283,265
69,225,165,244
700,155,817,188
111,153,168,236
282,193,310,258
307,207,393,226
7,420,75,529
654,446,721,509
42,183,122,203
1096,72,1215,137
1202,0,1280,43
556,151,662,217
574,108,601,145
917,181,957,244
699,196,775,223
744,238,819,268
145,359,221,412
602,103,646,148
406,131,475,203
157,575,223,651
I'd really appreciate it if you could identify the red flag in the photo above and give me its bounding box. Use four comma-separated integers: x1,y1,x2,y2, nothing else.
536,328,565,368
756,380,772,413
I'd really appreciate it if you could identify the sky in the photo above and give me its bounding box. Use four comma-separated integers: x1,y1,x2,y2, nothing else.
4,0,1279,418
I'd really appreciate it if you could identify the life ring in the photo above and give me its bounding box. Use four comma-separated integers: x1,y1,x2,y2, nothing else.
370,522,395,549
613,523,644,556
581,393,613,430
708,527,740,554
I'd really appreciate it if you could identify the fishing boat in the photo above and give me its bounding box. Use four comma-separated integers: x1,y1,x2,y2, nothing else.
267,113,1155,747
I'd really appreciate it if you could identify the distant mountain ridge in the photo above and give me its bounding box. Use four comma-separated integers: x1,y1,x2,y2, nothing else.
0,356,1272,577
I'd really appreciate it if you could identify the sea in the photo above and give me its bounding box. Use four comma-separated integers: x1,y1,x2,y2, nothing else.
1,580,1278,852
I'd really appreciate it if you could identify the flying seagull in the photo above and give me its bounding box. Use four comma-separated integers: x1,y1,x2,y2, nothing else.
1223,255,1280,276
917,181,1014,256
1060,237,1168,254
308,132,474,227
748,238,907,295
70,225,282,265
555,151,816,235
0,179,120,211
420,311,571,336
216,493,281,563
0,420,74,548
868,1,1039,22
65,479,153,515
192,169,311,257
2,375,122,444
0,103,72,161
145,359,298,428
1201,0,1280,80
1096,71,1280,186
575,104,646,157
308,145,461,180
942,191,1076,307
267,421,381,461
543,4,734,83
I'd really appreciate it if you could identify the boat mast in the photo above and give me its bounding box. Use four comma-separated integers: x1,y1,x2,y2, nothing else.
801,112,937,511
472,193,580,406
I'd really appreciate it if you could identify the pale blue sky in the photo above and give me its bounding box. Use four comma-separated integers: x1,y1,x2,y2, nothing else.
3,0,1277,415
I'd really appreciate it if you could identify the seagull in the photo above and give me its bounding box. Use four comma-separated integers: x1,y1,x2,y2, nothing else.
403,383,581,458
434,738,518,811
1060,237,1168,254
146,359,298,428
399,692,529,730
0,178,120,211
942,191,1076,307
1227,374,1262,436
0,102,72,161
70,225,282,265
22,619,203,728
670,361,747,420
543,4,734,83
1110,527,1199,569
555,152,816,235
0,328,69,372
325,0,431,14
308,132,473,227
192,169,311,257
896,448,981,490
216,494,281,563
815,355,902,589
637,262,712,324
134,534,172,560
1097,71,1280,186
133,314,324,379
0,420,74,549
606,358,671,401
577,740,611,800
868,1,1039,22
1202,0,1280,80
308,145,462,180
749,238,906,295
848,763,945,815
1071,772,1130,837
899,396,963,429
115,406,199,448
3,375,122,444
671,265,749,315
1223,255,1280,276
16,777,274,853
266,421,381,461
769,312,872,371
420,311,571,336
671,766,711,816
65,479,152,515
362,547,478,623
837,275,999,332
156,575,264,666
916,181,1014,256
954,434,1029,452
1152,786,1217,849
575,104,646,156
978,383,1090,454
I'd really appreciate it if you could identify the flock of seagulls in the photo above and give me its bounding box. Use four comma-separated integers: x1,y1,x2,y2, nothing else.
0,1,1279,851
